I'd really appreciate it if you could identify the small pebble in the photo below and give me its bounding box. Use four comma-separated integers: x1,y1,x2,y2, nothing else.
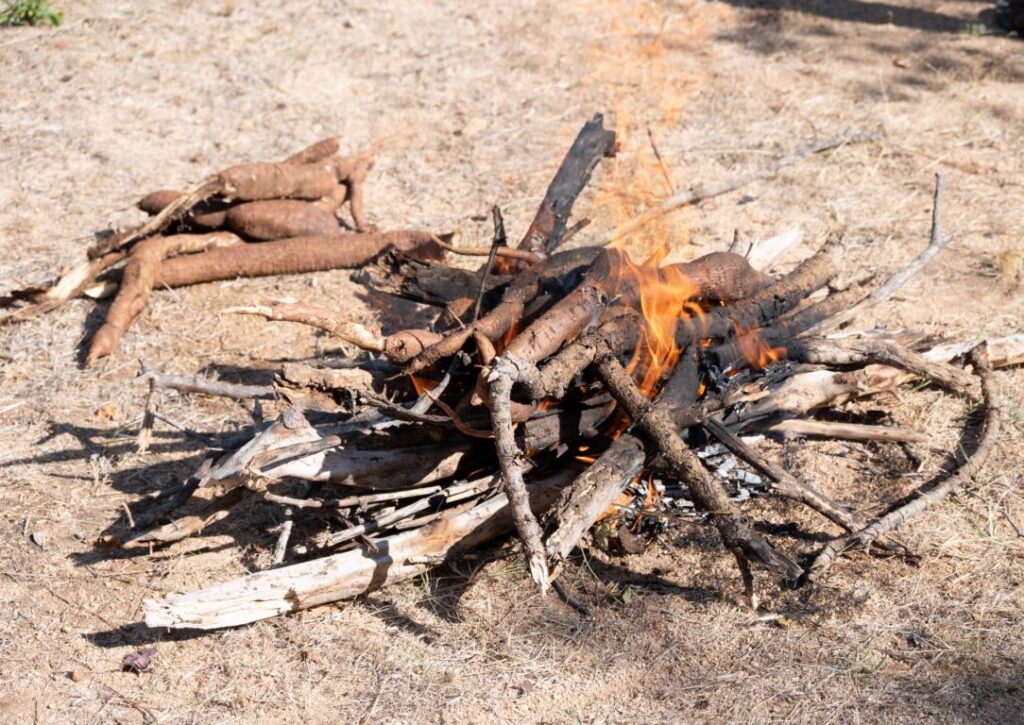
70,670,86,683
30,531,46,549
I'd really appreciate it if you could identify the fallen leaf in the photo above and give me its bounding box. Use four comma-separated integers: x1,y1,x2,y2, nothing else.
96,402,118,421
121,647,156,674
621,585,634,605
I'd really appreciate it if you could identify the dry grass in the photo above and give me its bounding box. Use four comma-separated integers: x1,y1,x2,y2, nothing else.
1,0,1022,722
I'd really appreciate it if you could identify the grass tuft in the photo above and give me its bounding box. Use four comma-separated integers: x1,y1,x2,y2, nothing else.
0,0,63,27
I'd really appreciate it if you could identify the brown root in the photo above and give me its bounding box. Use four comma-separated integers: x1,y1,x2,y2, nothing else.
87,232,243,365
224,200,341,240
283,136,341,165
227,302,442,362
152,230,445,289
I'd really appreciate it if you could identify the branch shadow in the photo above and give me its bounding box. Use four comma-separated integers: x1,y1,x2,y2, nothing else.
719,0,976,34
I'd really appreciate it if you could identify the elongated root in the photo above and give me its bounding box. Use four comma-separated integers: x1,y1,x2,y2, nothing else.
226,302,441,362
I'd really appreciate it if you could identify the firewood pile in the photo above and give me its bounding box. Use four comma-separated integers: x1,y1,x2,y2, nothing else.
4,114,1020,631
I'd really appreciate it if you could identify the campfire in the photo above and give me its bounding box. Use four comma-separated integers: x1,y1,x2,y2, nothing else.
4,114,1018,631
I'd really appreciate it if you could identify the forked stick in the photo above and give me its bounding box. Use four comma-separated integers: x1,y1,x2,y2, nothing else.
806,346,999,579
815,173,952,332
607,130,879,244
593,350,803,584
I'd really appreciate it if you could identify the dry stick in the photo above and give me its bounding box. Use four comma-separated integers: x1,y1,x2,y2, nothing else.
607,130,878,245
793,337,977,398
325,476,495,546
766,419,929,444
0,250,126,326
225,302,441,363
138,366,276,400
593,350,803,584
518,113,617,254
264,485,446,511
807,346,1000,579
816,173,951,333
924,334,1024,369
472,207,508,324
488,363,551,592
121,487,248,548
136,377,158,455
703,416,867,532
435,241,544,265
272,519,293,567
734,333,1023,426
143,469,577,629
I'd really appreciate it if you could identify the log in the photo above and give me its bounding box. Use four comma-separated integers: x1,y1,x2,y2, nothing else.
544,346,699,565
143,469,576,629
518,113,617,254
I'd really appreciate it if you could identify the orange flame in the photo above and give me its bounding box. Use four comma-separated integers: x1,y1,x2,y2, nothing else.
605,247,705,398
735,327,786,371
408,374,437,396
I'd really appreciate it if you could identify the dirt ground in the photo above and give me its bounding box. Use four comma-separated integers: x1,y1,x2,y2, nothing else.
1,0,1022,722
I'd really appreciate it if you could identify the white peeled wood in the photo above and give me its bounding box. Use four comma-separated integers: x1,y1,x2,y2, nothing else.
144,471,572,630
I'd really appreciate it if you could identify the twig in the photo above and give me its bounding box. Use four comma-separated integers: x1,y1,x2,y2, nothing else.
326,477,494,546
766,419,929,444
807,346,999,580
646,126,675,194
433,240,543,264
488,359,551,592
703,416,866,532
473,207,506,323
815,173,951,332
138,364,275,400
272,519,293,566
136,378,157,454
608,130,878,244
870,173,947,303
552,579,592,618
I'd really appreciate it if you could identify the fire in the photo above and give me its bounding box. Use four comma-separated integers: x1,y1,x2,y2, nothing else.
408,374,437,396
735,327,786,370
606,246,705,397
